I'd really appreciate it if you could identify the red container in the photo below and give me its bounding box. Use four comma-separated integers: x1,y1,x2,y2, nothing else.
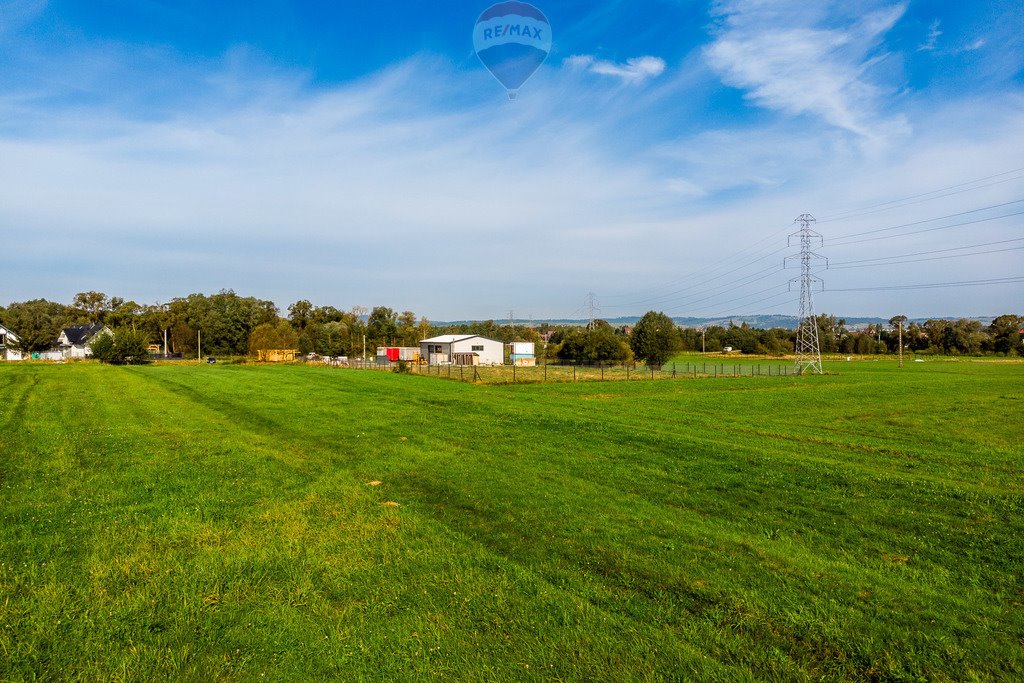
386,347,400,361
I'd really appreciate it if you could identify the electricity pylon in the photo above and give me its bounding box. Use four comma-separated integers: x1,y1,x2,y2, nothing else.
785,214,827,375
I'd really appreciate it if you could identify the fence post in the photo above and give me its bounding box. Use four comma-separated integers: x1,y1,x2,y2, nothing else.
544,359,547,382
474,367,479,382
672,363,676,379
601,364,604,381
650,365,655,380
460,365,464,381
573,364,576,382
513,363,516,383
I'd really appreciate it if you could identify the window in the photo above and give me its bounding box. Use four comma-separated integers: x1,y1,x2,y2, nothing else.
471,345,484,352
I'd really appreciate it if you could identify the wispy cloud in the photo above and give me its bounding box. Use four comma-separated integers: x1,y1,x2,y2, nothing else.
918,19,941,51
1,4,1022,319
704,0,909,143
563,55,666,84
959,37,987,52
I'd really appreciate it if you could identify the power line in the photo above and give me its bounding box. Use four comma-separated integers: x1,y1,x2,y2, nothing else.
829,210,1024,247
828,276,1024,292
830,239,1024,269
817,167,1024,222
828,199,1024,242
605,245,790,309
832,237,1024,264
713,291,798,320
687,288,793,319
666,283,789,316
642,264,785,312
601,223,794,305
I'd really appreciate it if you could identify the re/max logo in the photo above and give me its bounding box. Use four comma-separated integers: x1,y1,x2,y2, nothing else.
482,24,543,41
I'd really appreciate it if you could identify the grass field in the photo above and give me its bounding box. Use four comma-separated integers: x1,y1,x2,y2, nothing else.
1,359,1022,681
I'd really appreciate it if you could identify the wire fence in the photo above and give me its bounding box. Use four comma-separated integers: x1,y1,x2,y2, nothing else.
320,359,799,385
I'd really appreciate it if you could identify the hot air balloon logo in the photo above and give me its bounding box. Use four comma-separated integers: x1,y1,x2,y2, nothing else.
473,2,551,100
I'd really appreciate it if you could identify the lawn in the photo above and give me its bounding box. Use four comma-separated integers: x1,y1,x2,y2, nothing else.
1,360,1022,680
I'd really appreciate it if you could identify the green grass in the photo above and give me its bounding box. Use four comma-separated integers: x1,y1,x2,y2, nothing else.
1,360,1022,681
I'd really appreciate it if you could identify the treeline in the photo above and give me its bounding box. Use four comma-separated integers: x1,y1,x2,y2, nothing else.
678,314,1023,357
0,291,427,358
0,290,554,359
1,291,1020,359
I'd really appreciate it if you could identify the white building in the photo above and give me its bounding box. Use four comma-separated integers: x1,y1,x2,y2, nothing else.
0,324,24,361
509,341,536,366
420,334,504,366
53,324,111,359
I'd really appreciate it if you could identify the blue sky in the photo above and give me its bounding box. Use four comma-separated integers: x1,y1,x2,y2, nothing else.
1,0,1022,320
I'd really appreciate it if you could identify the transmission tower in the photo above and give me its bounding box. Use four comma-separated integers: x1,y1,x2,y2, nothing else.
586,292,600,328
785,214,827,375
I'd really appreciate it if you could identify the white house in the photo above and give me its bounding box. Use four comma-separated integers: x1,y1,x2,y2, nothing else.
53,324,111,359
0,324,24,361
420,334,504,366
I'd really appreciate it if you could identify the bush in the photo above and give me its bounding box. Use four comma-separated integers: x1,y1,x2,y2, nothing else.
91,328,151,365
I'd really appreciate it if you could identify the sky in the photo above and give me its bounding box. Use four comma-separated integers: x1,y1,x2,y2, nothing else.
1,0,1022,321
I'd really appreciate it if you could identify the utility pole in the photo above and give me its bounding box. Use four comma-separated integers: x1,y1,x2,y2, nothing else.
701,327,706,354
889,315,907,369
898,320,903,368
786,214,827,375
197,329,202,363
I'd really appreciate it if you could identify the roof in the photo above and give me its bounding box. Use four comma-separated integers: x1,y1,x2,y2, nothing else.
0,324,18,342
62,323,106,345
420,334,502,344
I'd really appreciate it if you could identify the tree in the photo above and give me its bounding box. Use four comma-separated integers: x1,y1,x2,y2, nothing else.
988,314,1023,355
0,299,69,352
248,321,299,358
556,321,631,363
71,291,110,323
416,316,434,345
288,300,314,330
367,306,398,347
106,300,143,330
815,314,846,353
170,290,278,356
630,311,680,368
397,310,417,346
90,328,150,364
944,319,984,355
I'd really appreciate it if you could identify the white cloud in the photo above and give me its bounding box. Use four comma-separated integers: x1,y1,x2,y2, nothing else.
918,19,941,51
1,24,1022,319
960,38,987,52
704,0,909,144
563,55,667,84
